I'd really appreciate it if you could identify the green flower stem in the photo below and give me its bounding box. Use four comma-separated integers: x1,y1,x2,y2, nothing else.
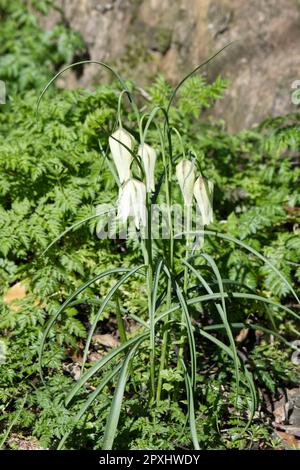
156,127,174,402
174,205,192,395
146,193,155,401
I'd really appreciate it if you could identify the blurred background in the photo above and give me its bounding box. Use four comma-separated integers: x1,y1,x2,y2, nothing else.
40,0,300,131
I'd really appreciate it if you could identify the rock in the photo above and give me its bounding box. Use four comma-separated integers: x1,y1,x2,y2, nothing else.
273,388,300,438
291,340,300,365
42,0,300,131
287,388,300,428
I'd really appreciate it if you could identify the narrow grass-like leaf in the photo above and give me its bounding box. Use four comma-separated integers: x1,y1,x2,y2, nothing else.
39,268,136,381
81,265,145,371
155,292,300,325
167,43,234,113
65,333,148,406
205,322,300,353
41,212,112,256
197,254,240,392
243,368,257,427
102,340,143,450
200,254,227,321
149,258,164,395
0,393,28,450
199,329,236,359
175,230,300,305
198,329,256,428
184,260,243,396
142,105,169,146
37,60,139,118
58,364,122,450
181,360,200,450
175,281,197,390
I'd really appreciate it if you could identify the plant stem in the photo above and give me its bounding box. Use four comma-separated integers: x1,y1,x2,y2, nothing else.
156,127,174,402
174,205,192,396
0,393,28,450
115,293,127,344
146,194,155,401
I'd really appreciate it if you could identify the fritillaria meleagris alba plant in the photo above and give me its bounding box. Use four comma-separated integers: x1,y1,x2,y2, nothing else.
37,55,300,450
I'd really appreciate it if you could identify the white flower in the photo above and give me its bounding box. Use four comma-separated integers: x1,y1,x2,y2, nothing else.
118,178,147,229
109,128,135,184
176,159,195,206
193,176,214,225
138,143,157,192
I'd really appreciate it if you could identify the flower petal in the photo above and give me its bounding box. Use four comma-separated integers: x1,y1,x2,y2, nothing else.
117,178,147,230
138,143,157,192
176,159,195,206
109,128,134,183
193,176,214,225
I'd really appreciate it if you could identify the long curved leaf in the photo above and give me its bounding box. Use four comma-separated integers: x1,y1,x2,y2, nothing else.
81,265,145,371
196,255,240,392
174,230,300,304
175,281,197,390
58,364,122,450
181,360,200,450
41,211,112,256
65,333,148,406
155,291,300,325
39,267,136,380
37,60,138,117
167,43,234,113
102,340,143,450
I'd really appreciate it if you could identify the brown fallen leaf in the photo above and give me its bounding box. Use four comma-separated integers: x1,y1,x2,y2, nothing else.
3,282,27,311
3,281,42,311
275,430,300,449
284,204,300,215
235,328,249,343
92,333,119,349
88,352,103,363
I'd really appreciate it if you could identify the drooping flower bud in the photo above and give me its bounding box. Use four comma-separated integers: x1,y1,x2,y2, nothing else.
193,176,214,225
118,178,147,229
109,128,135,184
176,160,195,206
138,143,157,192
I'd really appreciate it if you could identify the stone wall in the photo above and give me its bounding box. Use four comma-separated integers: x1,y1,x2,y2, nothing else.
44,0,300,131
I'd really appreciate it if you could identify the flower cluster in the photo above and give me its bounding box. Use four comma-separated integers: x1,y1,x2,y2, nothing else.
109,129,213,230
109,128,156,230
176,159,214,225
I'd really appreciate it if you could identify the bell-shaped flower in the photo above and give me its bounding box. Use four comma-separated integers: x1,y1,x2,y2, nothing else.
118,178,147,229
176,160,195,206
193,176,214,225
138,143,157,192
109,128,135,184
